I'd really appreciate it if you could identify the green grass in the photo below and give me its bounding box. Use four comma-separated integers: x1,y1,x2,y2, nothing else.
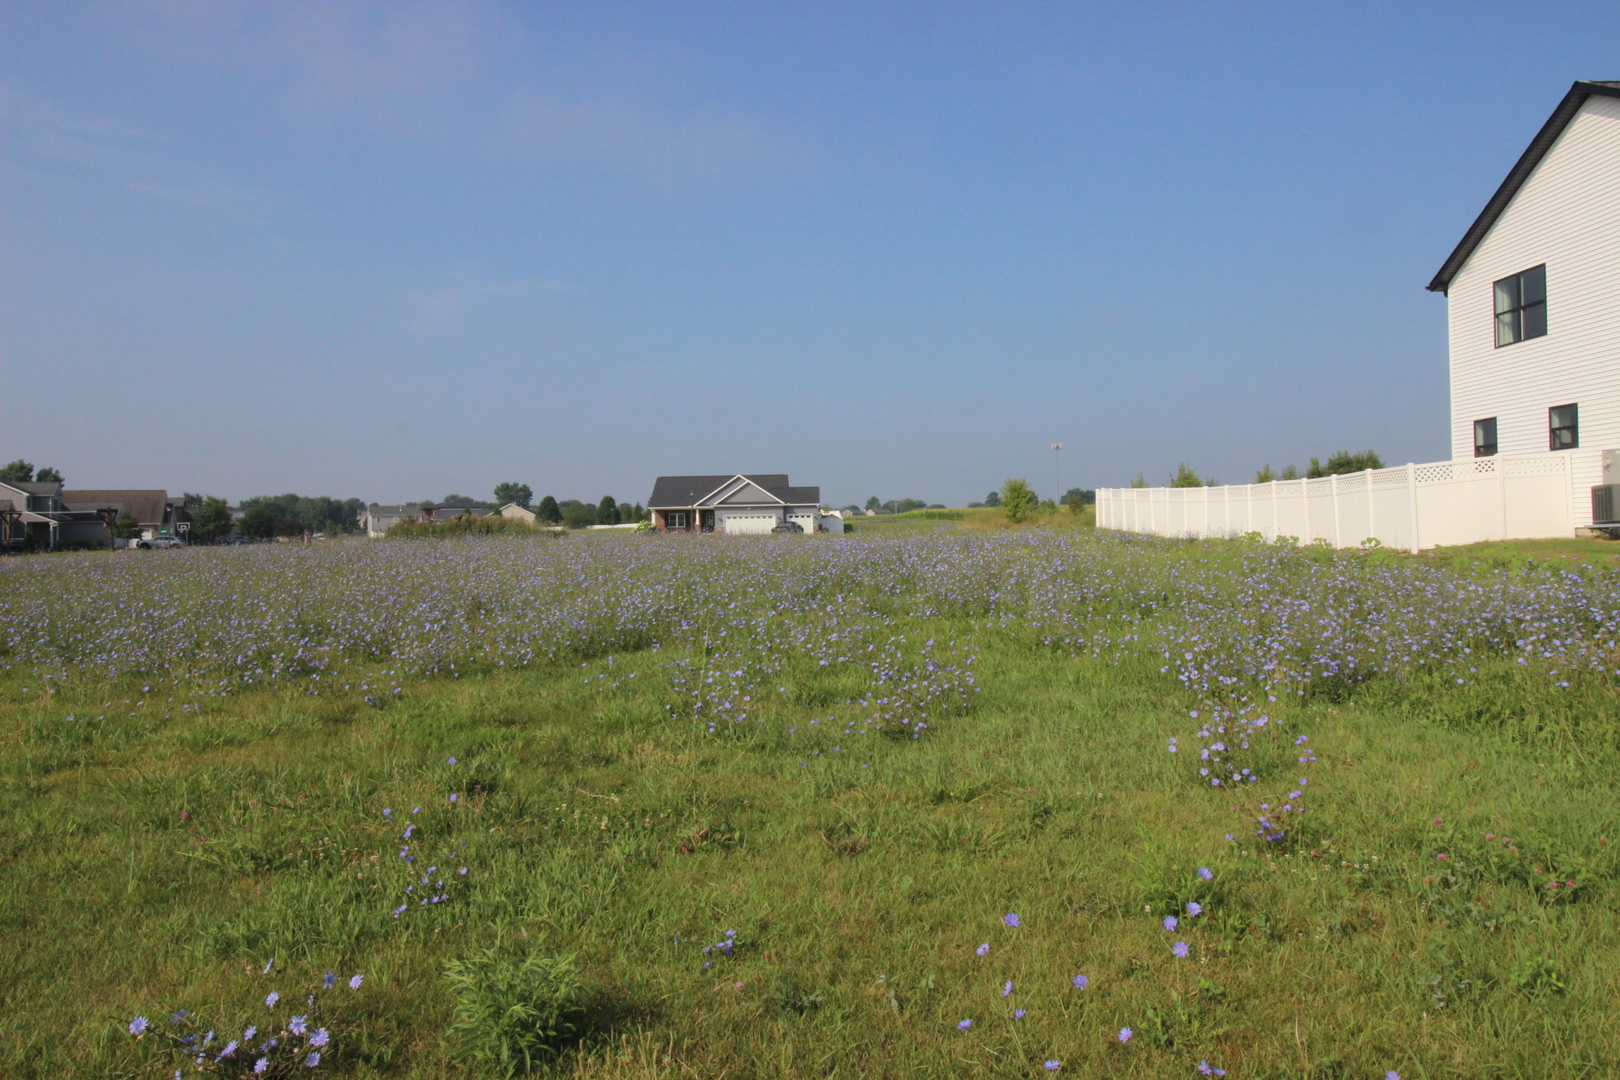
3,531,1619,1078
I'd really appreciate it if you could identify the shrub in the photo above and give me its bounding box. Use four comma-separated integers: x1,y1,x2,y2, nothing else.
1000,478,1037,523
1169,463,1213,488
444,949,583,1076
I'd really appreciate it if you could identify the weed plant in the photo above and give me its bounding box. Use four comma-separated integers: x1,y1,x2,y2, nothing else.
2,528,1620,1076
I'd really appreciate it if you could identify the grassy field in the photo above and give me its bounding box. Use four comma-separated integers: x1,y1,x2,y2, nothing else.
3,527,1619,1078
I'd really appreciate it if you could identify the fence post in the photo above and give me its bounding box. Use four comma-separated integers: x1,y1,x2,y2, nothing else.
1365,467,1375,546
1497,459,1508,540
1406,462,1419,553
1330,473,1341,548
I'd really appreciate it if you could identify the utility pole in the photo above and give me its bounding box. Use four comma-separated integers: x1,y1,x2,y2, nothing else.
1051,443,1063,504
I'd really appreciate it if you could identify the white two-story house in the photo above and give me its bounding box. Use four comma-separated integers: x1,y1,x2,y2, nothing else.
1429,80,1620,520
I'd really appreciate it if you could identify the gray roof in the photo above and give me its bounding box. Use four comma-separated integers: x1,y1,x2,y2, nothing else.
1,480,63,496
648,474,818,508
1429,81,1620,293
60,489,173,525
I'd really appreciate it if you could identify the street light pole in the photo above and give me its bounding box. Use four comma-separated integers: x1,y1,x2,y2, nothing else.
1051,443,1062,504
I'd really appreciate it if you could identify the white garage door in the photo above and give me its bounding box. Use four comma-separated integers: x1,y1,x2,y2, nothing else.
722,513,777,535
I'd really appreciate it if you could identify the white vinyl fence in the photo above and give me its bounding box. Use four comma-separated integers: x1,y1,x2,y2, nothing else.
1097,450,1602,552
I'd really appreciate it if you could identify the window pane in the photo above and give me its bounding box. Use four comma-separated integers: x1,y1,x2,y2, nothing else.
1474,418,1497,456
1520,264,1546,305
1496,311,1517,346
1522,300,1547,339
1495,277,1519,314
1551,405,1577,429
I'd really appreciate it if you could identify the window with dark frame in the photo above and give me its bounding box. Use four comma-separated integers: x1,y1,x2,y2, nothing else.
667,511,688,529
1494,264,1547,346
1549,404,1578,451
1473,417,1498,458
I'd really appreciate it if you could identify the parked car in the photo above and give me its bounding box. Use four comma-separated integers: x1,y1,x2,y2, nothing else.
770,520,805,534
135,536,184,549
220,534,250,545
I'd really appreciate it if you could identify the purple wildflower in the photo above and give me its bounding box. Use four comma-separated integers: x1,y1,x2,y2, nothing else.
1172,941,1190,958
976,943,990,956
1072,974,1089,989
1119,1027,1133,1042
129,1016,149,1035
1197,867,1213,880
1003,913,1020,927
1163,915,1178,931
349,974,363,990
958,1019,973,1030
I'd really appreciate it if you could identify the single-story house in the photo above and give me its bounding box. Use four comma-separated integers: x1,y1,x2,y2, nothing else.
647,474,845,534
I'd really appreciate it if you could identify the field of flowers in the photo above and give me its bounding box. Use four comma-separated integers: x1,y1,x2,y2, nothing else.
3,528,1620,1077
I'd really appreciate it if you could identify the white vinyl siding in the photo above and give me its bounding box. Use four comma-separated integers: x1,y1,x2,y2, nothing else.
1446,94,1620,524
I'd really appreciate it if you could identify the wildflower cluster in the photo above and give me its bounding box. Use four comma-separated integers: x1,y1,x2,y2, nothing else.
385,763,472,920
128,969,361,1077
951,911,1227,1076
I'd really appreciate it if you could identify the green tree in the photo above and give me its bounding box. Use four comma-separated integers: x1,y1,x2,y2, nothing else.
597,495,619,524
35,466,62,483
240,505,278,539
561,501,597,529
0,460,33,483
865,496,881,511
238,493,365,534
536,496,562,524
1130,474,1148,489
984,490,1002,507
1307,450,1385,477
1254,465,1277,484
493,483,533,509
1279,464,1301,480
1059,487,1094,506
1001,478,1037,523
111,511,141,540
190,496,233,543
1170,463,1213,488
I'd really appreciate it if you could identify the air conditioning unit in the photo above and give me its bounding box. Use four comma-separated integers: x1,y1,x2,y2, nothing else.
1592,484,1620,526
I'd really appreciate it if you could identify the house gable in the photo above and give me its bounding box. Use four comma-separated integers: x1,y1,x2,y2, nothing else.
716,479,784,506
1437,82,1620,506
1430,81,1620,294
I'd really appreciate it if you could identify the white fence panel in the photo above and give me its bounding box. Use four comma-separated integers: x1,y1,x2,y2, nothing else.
1097,450,1593,552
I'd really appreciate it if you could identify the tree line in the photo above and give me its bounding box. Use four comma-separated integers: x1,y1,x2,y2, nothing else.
1128,450,1385,489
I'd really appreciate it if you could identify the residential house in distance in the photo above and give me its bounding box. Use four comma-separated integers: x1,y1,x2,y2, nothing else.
648,474,845,534
420,500,494,521
496,503,538,523
360,504,416,537
61,490,192,541
1428,79,1620,509
0,479,113,550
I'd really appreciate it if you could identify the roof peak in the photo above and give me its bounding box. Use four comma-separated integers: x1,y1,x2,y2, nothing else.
1429,80,1620,293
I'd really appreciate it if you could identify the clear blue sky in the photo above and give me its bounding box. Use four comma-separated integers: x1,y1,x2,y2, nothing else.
2,2,1615,506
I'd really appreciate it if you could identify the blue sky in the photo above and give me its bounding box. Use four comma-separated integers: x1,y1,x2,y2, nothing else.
2,2,1616,506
